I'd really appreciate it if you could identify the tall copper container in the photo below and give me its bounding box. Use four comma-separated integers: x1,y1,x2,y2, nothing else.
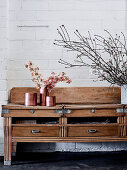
46,96,56,106
40,86,49,106
40,94,46,106
40,87,49,96
25,93,37,106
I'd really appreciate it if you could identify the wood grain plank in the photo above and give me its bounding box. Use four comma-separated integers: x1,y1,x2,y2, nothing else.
12,137,127,143
10,87,121,104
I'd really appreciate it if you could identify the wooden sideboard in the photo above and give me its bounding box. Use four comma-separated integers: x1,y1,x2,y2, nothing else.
2,87,127,165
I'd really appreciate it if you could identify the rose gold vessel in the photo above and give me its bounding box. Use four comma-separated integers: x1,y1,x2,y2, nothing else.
25,93,37,106
46,96,56,106
40,94,46,106
40,87,49,96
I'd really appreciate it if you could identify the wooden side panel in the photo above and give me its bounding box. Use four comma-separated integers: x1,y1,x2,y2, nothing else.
10,87,121,104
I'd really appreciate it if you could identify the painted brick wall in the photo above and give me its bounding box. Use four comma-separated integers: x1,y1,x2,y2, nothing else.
0,0,127,155
0,0,8,156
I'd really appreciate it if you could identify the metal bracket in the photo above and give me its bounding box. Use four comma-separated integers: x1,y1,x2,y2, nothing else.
55,110,63,114
64,109,72,114
116,108,124,113
30,110,35,114
4,160,11,166
116,108,127,113
91,109,95,113
54,109,72,114
2,109,10,114
124,109,127,113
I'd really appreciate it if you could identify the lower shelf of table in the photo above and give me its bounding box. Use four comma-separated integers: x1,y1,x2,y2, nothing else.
12,137,127,143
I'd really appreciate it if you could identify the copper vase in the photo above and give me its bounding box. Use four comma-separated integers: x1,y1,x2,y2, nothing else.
46,96,56,106
40,94,46,106
25,93,37,106
40,86,49,96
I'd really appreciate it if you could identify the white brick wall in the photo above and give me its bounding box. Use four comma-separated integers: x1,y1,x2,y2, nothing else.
0,0,127,155
0,0,8,156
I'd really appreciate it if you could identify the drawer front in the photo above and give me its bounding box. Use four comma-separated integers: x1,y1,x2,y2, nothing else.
65,109,124,117
6,109,62,117
12,126,59,137
67,126,118,137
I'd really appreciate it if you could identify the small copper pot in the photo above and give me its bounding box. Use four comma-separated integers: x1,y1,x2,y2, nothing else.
25,93,37,106
40,94,46,106
46,96,56,106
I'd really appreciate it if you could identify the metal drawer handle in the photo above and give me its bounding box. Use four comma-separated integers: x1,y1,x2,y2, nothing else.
88,130,98,133
31,130,40,133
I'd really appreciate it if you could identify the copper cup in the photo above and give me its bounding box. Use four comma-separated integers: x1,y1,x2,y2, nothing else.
25,93,37,106
46,96,56,106
40,94,46,106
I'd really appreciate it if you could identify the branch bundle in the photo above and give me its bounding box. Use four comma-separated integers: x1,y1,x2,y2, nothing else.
54,25,127,86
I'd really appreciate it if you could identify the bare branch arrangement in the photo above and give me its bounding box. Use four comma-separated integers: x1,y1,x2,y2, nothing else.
54,25,127,86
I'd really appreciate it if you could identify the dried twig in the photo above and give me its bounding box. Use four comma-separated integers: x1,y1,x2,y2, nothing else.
54,25,127,86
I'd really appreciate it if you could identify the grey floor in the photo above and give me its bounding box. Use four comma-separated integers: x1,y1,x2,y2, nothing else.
1,151,127,170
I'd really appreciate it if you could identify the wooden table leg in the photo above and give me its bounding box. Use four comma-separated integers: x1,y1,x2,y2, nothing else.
4,117,12,166
12,142,17,156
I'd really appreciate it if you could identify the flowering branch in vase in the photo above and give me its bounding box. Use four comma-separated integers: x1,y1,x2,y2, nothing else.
25,61,72,91
54,25,127,86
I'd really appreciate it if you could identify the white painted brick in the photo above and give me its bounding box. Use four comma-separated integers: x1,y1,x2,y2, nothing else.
22,0,49,11
0,7,7,17
0,80,7,90
9,10,17,21
0,72,7,79
22,40,43,49
0,39,7,48
49,143,76,151
0,100,7,106
9,31,36,40
0,0,7,7
0,49,8,59
76,143,102,152
0,28,6,38
7,80,35,89
0,91,8,101
16,10,37,21
9,0,22,11
0,19,7,28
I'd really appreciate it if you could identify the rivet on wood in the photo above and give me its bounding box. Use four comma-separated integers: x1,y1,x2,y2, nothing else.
91,109,95,113
30,110,35,114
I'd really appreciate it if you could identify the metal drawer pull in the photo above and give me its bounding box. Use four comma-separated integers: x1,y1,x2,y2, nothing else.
88,130,98,133
31,130,40,133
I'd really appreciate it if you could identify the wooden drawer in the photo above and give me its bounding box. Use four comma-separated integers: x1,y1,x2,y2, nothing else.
67,126,118,137
12,126,59,137
65,109,124,117
4,109,62,117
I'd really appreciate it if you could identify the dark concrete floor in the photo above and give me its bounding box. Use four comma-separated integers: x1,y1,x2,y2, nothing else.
1,151,127,170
